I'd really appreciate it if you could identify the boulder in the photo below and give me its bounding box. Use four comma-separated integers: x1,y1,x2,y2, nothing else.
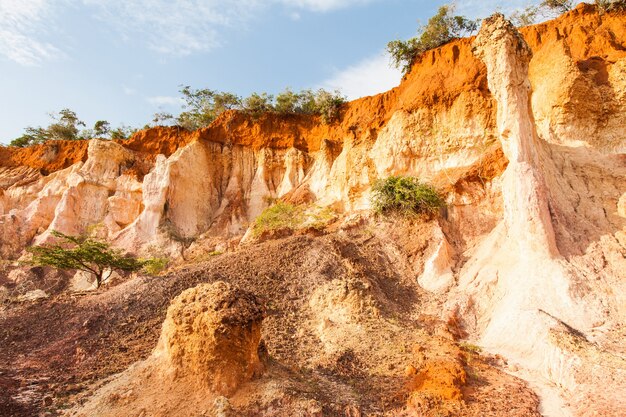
70,271,98,292
154,281,264,396
18,289,48,302
8,268,38,285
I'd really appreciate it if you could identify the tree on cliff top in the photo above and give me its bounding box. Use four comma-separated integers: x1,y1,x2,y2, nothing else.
177,86,242,130
9,109,136,147
173,86,346,129
10,109,85,147
387,5,479,75
27,231,148,288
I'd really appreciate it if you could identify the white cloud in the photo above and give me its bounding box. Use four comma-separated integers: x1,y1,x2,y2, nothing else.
146,96,183,106
84,0,377,55
0,0,62,65
278,0,374,12
82,0,263,56
0,0,382,64
319,52,401,100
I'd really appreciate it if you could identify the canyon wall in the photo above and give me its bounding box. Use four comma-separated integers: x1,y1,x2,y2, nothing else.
0,4,624,416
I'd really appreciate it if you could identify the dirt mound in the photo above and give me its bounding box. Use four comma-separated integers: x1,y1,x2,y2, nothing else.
155,281,264,395
0,222,543,416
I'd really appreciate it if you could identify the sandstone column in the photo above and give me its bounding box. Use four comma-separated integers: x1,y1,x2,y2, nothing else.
472,14,558,256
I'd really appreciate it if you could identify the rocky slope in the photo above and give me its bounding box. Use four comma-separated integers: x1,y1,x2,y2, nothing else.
0,3,625,417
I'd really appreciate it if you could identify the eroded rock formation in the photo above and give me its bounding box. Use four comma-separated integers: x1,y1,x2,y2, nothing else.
154,281,264,395
1,4,625,417
451,12,626,417
69,281,264,416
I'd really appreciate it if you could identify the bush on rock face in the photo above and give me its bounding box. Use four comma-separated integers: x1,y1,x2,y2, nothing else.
253,202,303,237
371,176,445,217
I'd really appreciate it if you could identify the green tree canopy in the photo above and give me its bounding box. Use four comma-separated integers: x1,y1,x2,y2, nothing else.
387,4,479,75
177,86,242,130
9,108,135,147
27,231,147,288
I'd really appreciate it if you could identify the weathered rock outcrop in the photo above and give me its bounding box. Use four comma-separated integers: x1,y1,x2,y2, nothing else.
69,281,264,416
450,13,626,417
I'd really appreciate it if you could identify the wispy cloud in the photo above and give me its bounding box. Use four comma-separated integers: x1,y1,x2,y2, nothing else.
82,0,262,56
0,0,62,65
84,0,378,55
278,0,374,12
319,51,401,100
0,0,382,65
146,96,183,107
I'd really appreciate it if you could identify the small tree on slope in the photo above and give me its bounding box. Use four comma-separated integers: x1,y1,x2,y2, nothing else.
27,231,147,288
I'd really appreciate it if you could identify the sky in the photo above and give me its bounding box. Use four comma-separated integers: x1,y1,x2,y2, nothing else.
0,0,533,143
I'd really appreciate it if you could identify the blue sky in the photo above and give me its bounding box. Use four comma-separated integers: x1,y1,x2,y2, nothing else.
0,0,532,143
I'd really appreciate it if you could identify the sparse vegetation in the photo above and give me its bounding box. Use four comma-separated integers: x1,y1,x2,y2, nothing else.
151,112,175,127
10,86,345,148
509,1,624,28
595,0,626,12
253,202,303,236
108,124,138,140
312,89,346,123
177,86,242,130
241,92,275,118
173,86,346,129
274,88,314,114
387,5,479,75
27,231,148,288
540,0,574,14
253,202,337,236
509,5,540,27
142,257,169,276
459,342,482,354
10,108,137,147
306,206,338,230
371,176,445,216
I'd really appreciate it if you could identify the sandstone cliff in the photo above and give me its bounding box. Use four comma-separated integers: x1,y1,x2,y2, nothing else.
0,3,624,417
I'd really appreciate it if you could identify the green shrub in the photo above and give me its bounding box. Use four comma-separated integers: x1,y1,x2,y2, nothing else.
459,342,482,354
253,202,303,236
387,4,478,75
109,125,138,140
305,206,337,230
371,176,445,216
142,257,169,275
595,0,626,12
242,92,275,117
540,0,573,14
275,88,302,113
10,109,86,147
177,86,242,130
509,5,540,27
10,109,136,146
314,89,346,123
175,86,344,126
252,202,337,237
